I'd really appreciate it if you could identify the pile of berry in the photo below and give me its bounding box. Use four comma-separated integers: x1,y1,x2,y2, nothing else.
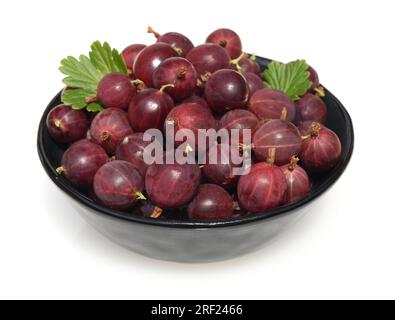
46,27,342,220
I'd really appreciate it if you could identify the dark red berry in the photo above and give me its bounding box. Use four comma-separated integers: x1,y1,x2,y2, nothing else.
46,104,88,144
152,57,198,101
57,139,108,188
299,122,342,172
244,72,263,95
90,108,133,155
206,28,242,59
122,44,147,72
145,161,201,209
97,73,136,109
296,93,327,124
186,43,230,77
237,149,287,212
238,54,261,77
253,119,302,165
133,43,178,87
188,184,234,220
204,69,249,113
93,160,145,209
218,109,259,144
181,95,211,112
148,26,194,57
115,133,152,177
128,88,174,132
164,102,216,153
202,143,241,188
308,65,319,91
280,156,311,204
249,88,296,122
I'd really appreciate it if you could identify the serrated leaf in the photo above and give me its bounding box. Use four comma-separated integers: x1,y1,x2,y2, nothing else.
89,41,128,75
59,55,102,92
263,60,312,100
112,48,128,74
86,102,104,112
61,88,95,110
59,41,128,110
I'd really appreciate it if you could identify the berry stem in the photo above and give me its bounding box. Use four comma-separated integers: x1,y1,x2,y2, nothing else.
280,107,287,120
150,206,163,219
54,119,61,128
288,156,299,171
101,131,111,141
85,95,97,104
233,201,241,211
134,192,147,200
160,83,175,92
147,26,161,39
219,39,227,47
200,72,212,83
266,148,276,165
177,67,187,79
131,79,144,85
230,52,245,65
230,52,245,72
166,118,176,126
310,122,321,138
56,166,64,174
314,86,325,97
131,79,146,93
173,47,183,56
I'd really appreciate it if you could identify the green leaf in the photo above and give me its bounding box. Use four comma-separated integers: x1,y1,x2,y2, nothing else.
61,88,96,110
112,48,128,74
86,102,104,112
59,41,128,110
59,55,102,92
263,59,312,100
89,41,128,75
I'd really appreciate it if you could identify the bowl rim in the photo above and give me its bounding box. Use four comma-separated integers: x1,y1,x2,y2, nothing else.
37,56,354,229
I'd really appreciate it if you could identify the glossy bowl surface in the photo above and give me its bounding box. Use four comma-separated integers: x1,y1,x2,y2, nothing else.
37,56,354,262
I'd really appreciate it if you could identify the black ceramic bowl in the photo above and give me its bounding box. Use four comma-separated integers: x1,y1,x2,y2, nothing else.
37,56,354,263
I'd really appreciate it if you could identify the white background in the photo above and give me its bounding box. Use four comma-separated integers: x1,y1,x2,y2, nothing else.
0,0,394,300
